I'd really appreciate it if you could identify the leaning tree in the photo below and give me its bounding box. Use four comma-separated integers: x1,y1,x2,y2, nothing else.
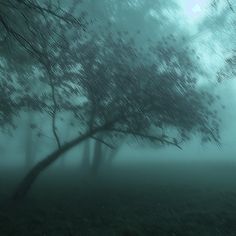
0,0,221,201
11,26,220,201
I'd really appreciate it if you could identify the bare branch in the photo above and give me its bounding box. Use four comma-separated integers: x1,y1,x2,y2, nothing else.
1,0,83,26
107,128,183,150
227,0,235,12
0,15,42,58
91,136,116,150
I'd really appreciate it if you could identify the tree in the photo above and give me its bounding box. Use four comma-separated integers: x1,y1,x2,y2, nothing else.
12,30,220,201
0,0,220,201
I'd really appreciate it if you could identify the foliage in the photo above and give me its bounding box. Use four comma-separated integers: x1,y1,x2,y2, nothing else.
0,0,221,146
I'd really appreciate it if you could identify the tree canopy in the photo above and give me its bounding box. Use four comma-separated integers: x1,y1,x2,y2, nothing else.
0,0,222,200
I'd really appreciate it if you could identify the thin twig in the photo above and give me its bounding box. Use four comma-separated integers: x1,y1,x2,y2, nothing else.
107,128,183,150
227,0,235,12
91,136,116,149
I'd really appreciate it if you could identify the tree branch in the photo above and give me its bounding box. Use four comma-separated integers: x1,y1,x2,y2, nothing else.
107,128,183,150
227,0,234,12
91,135,116,150
0,15,42,58
46,67,61,149
6,0,83,26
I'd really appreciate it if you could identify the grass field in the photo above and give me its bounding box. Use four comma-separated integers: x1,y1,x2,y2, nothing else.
1,160,236,235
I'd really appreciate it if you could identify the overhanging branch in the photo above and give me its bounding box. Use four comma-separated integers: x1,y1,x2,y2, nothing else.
107,128,183,150
91,136,116,150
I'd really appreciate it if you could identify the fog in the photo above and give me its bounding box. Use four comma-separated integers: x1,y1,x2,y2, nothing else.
1,0,236,166
1,0,236,235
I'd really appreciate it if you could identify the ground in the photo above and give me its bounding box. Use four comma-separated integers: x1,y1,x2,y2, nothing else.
1,159,236,235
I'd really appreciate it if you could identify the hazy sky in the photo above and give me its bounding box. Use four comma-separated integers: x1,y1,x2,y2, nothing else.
180,0,210,23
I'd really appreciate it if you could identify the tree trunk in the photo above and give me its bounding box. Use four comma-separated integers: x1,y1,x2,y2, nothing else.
90,135,103,176
80,139,91,172
25,112,35,170
106,147,119,166
106,140,124,167
12,126,104,201
59,116,73,168
25,124,33,170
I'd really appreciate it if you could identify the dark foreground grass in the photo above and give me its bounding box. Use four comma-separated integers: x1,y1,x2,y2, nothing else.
1,160,236,235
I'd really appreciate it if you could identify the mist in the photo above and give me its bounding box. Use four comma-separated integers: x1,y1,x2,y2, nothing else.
1,0,236,235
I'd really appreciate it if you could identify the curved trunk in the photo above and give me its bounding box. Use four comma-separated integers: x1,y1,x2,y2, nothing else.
12,127,104,201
